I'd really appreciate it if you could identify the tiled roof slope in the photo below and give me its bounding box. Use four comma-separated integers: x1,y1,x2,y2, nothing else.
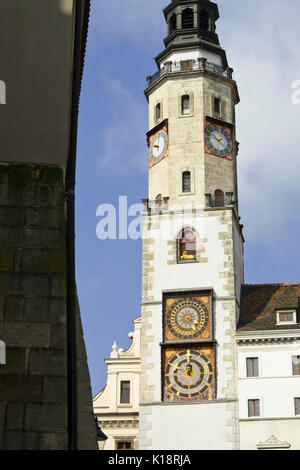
237,283,300,331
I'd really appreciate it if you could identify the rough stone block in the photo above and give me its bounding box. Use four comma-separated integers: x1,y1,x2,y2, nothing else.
50,323,66,349
39,432,67,450
3,431,24,450
5,296,24,321
50,276,66,297
22,229,64,250
0,348,27,376
6,403,24,430
25,404,66,432
0,273,51,297
24,432,39,450
0,207,24,228
0,403,6,431
29,349,66,376
24,208,64,230
24,297,65,324
0,376,42,402
43,377,67,404
21,249,66,274
0,322,51,348
0,249,14,271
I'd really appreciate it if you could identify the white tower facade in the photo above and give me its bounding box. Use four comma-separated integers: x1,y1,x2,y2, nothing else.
139,0,244,450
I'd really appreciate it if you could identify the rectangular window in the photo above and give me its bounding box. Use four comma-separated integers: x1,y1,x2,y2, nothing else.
120,381,130,404
181,95,190,114
246,358,259,377
180,60,193,71
117,441,133,450
155,103,161,122
295,398,300,416
292,356,300,376
248,399,260,417
214,97,221,115
182,171,191,193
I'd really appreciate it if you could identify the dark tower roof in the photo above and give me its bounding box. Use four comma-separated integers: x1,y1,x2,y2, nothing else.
155,0,228,68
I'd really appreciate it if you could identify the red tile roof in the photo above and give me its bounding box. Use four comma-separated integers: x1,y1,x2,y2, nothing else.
237,283,300,331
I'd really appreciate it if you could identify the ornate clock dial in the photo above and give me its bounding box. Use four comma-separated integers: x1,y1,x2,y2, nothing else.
149,129,168,165
165,349,214,400
204,124,233,157
167,298,209,340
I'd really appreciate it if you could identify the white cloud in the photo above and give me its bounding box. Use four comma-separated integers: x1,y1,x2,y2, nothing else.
96,79,148,176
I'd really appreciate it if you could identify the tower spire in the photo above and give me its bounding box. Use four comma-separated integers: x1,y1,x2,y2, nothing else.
156,0,228,69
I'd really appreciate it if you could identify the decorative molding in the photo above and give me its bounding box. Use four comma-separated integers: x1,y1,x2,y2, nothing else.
257,435,290,450
99,419,139,429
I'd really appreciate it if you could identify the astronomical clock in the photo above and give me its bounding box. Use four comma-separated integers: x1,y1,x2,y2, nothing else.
162,345,216,402
147,119,169,168
162,292,216,402
204,117,233,161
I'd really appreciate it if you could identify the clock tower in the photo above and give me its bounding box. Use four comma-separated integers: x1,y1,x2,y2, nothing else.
140,0,244,450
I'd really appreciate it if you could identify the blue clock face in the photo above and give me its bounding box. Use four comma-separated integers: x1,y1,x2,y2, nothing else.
205,124,233,158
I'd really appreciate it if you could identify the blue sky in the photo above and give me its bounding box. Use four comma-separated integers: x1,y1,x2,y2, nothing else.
76,0,300,395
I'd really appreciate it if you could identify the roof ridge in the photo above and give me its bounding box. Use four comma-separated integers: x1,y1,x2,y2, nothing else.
242,283,300,287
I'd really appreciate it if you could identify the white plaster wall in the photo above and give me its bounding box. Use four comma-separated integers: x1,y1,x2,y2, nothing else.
140,401,238,450
147,212,231,298
240,419,300,450
238,342,300,419
161,49,222,69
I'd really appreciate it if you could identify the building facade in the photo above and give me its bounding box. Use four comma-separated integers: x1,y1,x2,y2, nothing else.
94,317,141,450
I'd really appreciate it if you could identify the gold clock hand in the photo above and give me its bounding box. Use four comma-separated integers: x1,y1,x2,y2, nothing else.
187,349,190,363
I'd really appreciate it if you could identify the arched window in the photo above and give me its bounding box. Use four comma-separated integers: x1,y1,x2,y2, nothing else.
170,13,177,32
155,103,161,123
182,171,191,193
181,94,190,114
182,8,194,29
199,10,210,31
215,189,224,207
178,228,196,261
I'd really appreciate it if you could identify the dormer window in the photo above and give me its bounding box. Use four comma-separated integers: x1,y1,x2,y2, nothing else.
276,310,297,325
182,8,194,29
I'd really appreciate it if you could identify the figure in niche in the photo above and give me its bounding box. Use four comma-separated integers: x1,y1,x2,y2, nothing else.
179,228,196,260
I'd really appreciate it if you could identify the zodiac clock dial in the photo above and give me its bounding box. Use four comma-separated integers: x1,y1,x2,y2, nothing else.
166,298,209,340
164,349,214,400
149,129,168,165
204,123,233,158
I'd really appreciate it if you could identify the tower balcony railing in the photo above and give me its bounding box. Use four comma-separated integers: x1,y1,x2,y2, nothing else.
146,58,233,87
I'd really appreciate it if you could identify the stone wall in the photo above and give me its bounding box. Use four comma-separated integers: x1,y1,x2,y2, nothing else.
0,163,97,450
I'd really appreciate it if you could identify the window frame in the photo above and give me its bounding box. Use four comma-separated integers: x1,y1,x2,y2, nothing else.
248,399,260,418
276,310,297,326
295,398,300,416
182,171,191,193
292,356,300,376
115,439,134,451
177,227,197,264
246,357,259,378
120,380,131,405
